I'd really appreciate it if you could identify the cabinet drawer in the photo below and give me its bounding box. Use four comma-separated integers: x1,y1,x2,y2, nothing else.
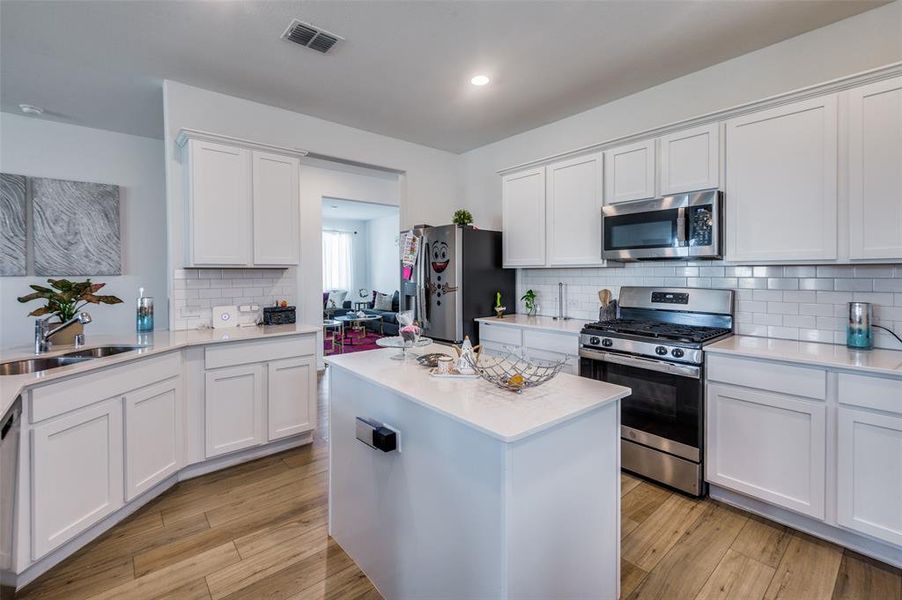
478,323,522,347
838,373,902,415
523,329,578,357
204,334,315,369
706,354,826,400
29,351,181,423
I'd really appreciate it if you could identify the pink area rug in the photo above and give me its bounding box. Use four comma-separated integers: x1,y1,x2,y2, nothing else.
324,330,385,355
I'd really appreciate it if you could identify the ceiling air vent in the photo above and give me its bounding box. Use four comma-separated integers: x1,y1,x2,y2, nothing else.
281,19,343,54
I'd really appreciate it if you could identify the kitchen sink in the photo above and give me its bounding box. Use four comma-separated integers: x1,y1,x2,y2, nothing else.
0,346,145,376
59,345,144,359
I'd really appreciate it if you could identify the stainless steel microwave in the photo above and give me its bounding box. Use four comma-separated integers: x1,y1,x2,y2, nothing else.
602,190,722,261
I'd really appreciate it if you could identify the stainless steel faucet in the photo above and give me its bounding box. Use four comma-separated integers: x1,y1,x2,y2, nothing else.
34,312,92,354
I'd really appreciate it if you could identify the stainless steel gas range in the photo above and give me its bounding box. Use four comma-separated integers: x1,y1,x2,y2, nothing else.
578,287,734,497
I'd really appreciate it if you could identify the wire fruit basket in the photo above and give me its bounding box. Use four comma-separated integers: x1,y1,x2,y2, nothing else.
465,348,567,393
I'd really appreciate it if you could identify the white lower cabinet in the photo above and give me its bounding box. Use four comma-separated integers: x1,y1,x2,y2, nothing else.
836,406,902,547
124,377,182,501
205,364,266,458
478,321,580,374
707,382,826,519
31,399,124,560
268,356,316,441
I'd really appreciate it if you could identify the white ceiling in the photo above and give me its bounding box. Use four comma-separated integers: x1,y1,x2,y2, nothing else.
322,198,400,221
0,1,888,153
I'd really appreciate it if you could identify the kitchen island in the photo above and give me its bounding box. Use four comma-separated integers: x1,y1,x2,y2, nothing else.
326,346,630,600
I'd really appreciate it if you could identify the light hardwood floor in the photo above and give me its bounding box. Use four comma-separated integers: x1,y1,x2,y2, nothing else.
14,373,902,599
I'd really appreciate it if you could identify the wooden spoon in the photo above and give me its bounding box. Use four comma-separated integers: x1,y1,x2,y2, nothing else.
598,289,612,306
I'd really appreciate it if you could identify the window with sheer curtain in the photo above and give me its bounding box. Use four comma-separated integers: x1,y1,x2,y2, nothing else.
322,230,354,291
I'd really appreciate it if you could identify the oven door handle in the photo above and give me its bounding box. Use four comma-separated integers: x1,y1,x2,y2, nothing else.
579,347,701,379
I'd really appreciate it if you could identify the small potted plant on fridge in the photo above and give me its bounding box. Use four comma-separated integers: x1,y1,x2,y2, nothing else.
452,209,473,227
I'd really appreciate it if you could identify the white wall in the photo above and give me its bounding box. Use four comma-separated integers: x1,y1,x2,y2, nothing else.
367,213,401,294
0,113,167,348
163,81,440,340
322,216,369,297
460,1,902,229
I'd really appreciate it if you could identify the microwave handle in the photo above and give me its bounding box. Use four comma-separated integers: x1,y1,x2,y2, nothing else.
676,206,687,246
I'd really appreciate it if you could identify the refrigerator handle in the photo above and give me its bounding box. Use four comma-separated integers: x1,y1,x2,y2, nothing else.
417,236,429,327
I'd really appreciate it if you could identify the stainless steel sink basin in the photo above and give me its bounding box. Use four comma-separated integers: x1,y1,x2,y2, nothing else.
60,345,144,359
0,346,144,376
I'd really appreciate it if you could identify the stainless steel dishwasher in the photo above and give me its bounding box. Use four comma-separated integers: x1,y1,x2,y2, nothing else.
0,401,20,573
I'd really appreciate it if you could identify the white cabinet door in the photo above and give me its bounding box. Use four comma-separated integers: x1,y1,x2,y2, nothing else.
124,377,182,501
546,153,604,266
205,364,266,458
659,124,720,195
186,139,252,266
836,406,902,546
725,96,838,261
848,76,902,260
268,356,316,441
252,150,300,266
502,168,546,267
603,139,655,204
31,399,123,560
706,383,826,519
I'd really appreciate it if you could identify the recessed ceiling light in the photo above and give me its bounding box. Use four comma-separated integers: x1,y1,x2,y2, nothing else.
19,104,44,115
470,75,490,87
331,205,339,208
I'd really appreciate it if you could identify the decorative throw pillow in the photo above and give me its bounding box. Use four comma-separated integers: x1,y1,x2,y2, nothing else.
326,290,347,309
374,292,393,311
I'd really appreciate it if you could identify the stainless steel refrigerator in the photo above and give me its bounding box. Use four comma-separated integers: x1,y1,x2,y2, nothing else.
400,225,515,345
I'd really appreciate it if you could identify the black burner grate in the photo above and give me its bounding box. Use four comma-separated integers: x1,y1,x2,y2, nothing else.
584,319,731,344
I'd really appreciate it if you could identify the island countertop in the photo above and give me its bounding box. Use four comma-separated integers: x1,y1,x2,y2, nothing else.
325,344,630,443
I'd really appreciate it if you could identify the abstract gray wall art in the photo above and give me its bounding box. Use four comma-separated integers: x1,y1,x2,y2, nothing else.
32,177,121,276
0,174,27,276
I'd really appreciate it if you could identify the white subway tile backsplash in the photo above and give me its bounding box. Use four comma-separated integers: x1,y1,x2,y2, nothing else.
783,266,817,277
172,267,297,331
518,261,902,350
874,279,902,292
782,291,817,303
799,278,834,290
834,279,873,292
753,290,783,302
767,278,798,290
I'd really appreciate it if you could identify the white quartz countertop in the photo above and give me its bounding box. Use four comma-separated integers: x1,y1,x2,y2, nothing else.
0,323,321,417
325,344,630,443
705,335,902,378
475,315,591,335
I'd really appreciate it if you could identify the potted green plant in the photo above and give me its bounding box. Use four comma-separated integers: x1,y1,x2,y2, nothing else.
452,209,473,227
17,278,123,345
521,289,538,317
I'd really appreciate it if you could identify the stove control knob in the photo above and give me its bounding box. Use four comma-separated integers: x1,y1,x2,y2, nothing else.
655,346,668,356
671,348,685,358
602,338,613,347
589,336,600,346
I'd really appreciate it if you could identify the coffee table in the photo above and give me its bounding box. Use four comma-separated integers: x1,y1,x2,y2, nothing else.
335,314,383,344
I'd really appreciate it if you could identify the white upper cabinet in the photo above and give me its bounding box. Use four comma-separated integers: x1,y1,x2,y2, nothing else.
253,151,301,265
184,139,253,266
502,168,546,267
546,153,604,266
179,130,305,268
725,96,838,261
603,139,656,204
659,124,720,195
847,76,902,260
